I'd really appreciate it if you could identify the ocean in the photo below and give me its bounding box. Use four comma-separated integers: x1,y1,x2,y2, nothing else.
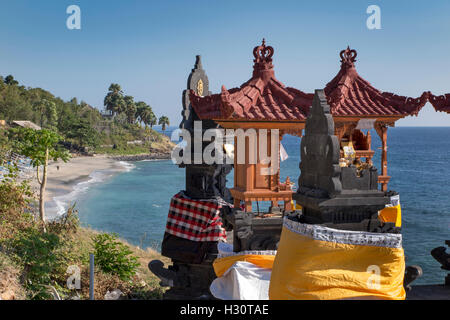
72,126,449,285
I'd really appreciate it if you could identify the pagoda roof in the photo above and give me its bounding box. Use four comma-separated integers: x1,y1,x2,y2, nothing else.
190,42,430,122
189,40,313,121
324,47,429,118
428,92,450,113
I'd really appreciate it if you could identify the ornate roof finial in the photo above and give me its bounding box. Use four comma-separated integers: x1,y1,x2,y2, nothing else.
340,46,357,67
252,39,274,80
253,39,274,64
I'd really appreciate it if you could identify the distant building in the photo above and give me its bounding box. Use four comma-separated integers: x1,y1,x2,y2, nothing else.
100,110,114,120
11,121,41,130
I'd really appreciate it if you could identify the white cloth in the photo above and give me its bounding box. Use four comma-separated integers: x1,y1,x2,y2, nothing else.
217,242,234,256
280,143,288,162
355,119,376,130
389,194,400,207
210,261,272,300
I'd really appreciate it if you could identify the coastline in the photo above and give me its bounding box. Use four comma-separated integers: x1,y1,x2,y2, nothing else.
32,152,170,221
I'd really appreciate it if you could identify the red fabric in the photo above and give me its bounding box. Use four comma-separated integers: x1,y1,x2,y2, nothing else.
165,193,227,242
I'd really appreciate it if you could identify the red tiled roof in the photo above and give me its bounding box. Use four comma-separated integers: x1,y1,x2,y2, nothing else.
428,92,450,113
190,40,313,121
324,47,429,117
190,43,430,122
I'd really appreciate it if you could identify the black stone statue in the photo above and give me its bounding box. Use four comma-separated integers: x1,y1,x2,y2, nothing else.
150,56,232,300
179,55,232,201
180,55,210,131
293,89,395,232
431,240,450,286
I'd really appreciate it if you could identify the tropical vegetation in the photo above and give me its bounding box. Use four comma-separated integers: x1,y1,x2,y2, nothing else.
0,166,168,299
158,116,170,133
0,75,171,155
0,75,172,300
8,128,70,230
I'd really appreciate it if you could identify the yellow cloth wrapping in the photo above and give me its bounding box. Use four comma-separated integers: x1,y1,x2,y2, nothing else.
213,251,276,277
379,204,402,227
269,219,406,300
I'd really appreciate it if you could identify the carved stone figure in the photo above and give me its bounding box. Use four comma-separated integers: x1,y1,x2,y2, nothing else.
150,56,232,300
293,90,393,232
180,55,211,131
431,240,450,286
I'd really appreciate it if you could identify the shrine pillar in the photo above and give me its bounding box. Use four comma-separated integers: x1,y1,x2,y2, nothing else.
375,122,389,191
381,126,388,191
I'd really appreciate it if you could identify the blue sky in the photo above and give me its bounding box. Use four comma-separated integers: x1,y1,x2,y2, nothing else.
1,0,450,126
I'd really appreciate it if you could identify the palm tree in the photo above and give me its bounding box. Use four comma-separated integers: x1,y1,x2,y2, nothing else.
135,101,147,126
140,107,154,129
4,75,18,85
135,102,156,129
149,112,157,129
124,95,137,124
158,116,170,133
104,83,125,116
33,99,57,128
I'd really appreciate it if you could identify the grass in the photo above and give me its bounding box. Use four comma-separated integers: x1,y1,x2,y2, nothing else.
0,179,171,300
0,251,26,300
66,226,171,300
94,145,152,156
94,135,175,156
1,223,171,300
94,126,175,156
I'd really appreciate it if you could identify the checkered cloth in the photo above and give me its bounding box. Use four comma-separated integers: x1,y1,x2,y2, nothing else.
165,192,228,242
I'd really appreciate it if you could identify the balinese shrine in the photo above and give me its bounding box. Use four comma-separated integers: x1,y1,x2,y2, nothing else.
323,46,429,191
190,40,430,200
150,40,450,300
190,40,312,212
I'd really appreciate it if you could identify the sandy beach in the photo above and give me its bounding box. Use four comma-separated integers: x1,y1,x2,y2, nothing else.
29,155,131,219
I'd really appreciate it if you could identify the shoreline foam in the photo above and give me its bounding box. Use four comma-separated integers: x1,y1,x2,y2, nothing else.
31,155,135,220
46,167,127,220
36,152,172,220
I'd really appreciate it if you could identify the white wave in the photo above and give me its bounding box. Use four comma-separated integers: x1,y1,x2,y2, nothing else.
118,161,136,172
139,159,162,162
46,160,138,221
46,170,112,221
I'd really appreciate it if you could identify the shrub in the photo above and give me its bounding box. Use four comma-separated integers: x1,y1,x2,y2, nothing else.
0,164,33,213
92,233,139,281
0,164,35,240
8,228,67,299
46,204,80,235
0,251,26,300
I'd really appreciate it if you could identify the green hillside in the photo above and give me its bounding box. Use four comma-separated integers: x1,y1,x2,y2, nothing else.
0,75,172,155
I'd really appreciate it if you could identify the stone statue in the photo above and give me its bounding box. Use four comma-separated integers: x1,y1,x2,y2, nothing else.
293,89,393,232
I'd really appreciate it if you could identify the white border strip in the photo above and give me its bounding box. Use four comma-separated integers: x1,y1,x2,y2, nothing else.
218,250,277,259
283,217,402,248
